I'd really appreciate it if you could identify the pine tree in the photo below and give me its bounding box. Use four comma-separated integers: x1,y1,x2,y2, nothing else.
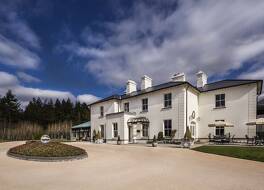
1,90,21,122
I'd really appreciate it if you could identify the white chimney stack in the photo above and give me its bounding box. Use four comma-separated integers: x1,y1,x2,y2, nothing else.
126,80,137,94
141,75,152,90
196,71,207,88
171,73,186,82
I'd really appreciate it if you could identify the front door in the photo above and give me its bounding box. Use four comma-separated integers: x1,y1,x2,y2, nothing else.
128,126,132,143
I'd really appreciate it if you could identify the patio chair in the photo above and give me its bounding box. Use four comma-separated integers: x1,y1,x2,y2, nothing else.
245,135,254,145
213,136,222,144
255,136,263,146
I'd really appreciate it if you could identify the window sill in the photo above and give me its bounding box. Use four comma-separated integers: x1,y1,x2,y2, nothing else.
213,106,226,110
98,116,104,119
161,106,172,111
140,110,148,113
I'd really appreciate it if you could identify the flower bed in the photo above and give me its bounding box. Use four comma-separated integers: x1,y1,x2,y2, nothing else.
7,141,87,161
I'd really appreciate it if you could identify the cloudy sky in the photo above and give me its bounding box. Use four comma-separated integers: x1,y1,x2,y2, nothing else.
0,0,264,106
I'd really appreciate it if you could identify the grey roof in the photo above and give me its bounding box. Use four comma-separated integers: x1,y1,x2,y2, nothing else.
198,80,262,93
90,81,188,105
72,121,90,129
121,81,187,99
90,79,262,106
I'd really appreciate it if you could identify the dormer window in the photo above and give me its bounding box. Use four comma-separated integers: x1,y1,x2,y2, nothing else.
215,94,225,108
100,106,104,117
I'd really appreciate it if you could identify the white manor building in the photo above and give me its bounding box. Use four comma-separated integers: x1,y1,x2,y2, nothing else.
90,71,263,144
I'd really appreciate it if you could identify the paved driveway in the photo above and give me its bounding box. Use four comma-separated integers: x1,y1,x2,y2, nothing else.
0,141,264,190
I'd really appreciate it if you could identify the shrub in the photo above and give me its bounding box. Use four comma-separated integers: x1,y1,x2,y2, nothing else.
184,127,193,140
97,131,101,139
92,129,96,141
153,135,157,143
171,129,177,139
157,131,163,141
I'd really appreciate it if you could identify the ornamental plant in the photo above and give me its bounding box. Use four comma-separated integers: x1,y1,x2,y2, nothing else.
171,129,177,139
184,127,193,141
153,135,157,143
157,131,163,141
97,131,101,139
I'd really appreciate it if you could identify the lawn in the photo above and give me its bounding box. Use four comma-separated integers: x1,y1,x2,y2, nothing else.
193,146,264,162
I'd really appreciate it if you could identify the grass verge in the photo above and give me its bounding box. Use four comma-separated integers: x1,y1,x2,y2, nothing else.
192,146,264,162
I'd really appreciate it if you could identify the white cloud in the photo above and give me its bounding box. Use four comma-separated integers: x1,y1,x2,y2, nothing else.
0,34,40,69
5,12,41,49
61,0,264,86
0,71,100,106
239,68,264,101
17,72,41,83
77,94,100,104
239,68,264,80
0,4,41,69
0,71,18,87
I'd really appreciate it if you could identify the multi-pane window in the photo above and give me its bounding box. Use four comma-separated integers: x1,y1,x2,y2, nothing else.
142,123,148,137
113,123,118,138
164,93,172,108
100,106,104,117
215,126,224,136
100,125,104,138
124,102,129,112
215,94,225,108
164,120,172,137
142,98,148,112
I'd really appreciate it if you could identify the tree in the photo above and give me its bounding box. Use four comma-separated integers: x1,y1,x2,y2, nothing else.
0,90,21,122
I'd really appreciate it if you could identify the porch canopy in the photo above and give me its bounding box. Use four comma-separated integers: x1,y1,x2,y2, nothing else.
72,121,91,129
208,121,234,127
246,118,264,125
127,117,149,125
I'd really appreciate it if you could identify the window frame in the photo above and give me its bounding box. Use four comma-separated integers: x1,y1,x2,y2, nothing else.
113,123,118,138
164,93,172,108
142,98,148,112
215,126,225,136
215,94,225,108
100,106,104,117
164,119,172,137
124,102,129,112
100,124,105,138
142,123,149,137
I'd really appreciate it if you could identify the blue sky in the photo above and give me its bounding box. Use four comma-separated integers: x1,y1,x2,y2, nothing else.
0,0,264,106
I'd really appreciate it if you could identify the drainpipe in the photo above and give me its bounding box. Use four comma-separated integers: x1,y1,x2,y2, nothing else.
186,85,189,134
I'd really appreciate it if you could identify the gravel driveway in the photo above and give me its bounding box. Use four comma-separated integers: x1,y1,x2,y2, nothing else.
0,141,264,190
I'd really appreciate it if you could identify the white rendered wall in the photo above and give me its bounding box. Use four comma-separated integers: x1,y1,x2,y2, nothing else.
120,85,186,139
198,83,257,138
187,88,199,138
91,99,119,139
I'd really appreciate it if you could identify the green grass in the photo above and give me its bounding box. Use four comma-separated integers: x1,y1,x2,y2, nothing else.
193,146,264,162
9,141,87,157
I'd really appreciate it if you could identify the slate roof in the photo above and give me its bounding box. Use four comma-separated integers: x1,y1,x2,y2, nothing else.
198,80,262,93
90,79,262,106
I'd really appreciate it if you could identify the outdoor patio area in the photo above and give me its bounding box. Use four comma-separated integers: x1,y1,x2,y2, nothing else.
0,141,264,190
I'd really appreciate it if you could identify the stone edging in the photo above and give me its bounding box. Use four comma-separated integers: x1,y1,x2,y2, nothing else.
7,150,88,162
